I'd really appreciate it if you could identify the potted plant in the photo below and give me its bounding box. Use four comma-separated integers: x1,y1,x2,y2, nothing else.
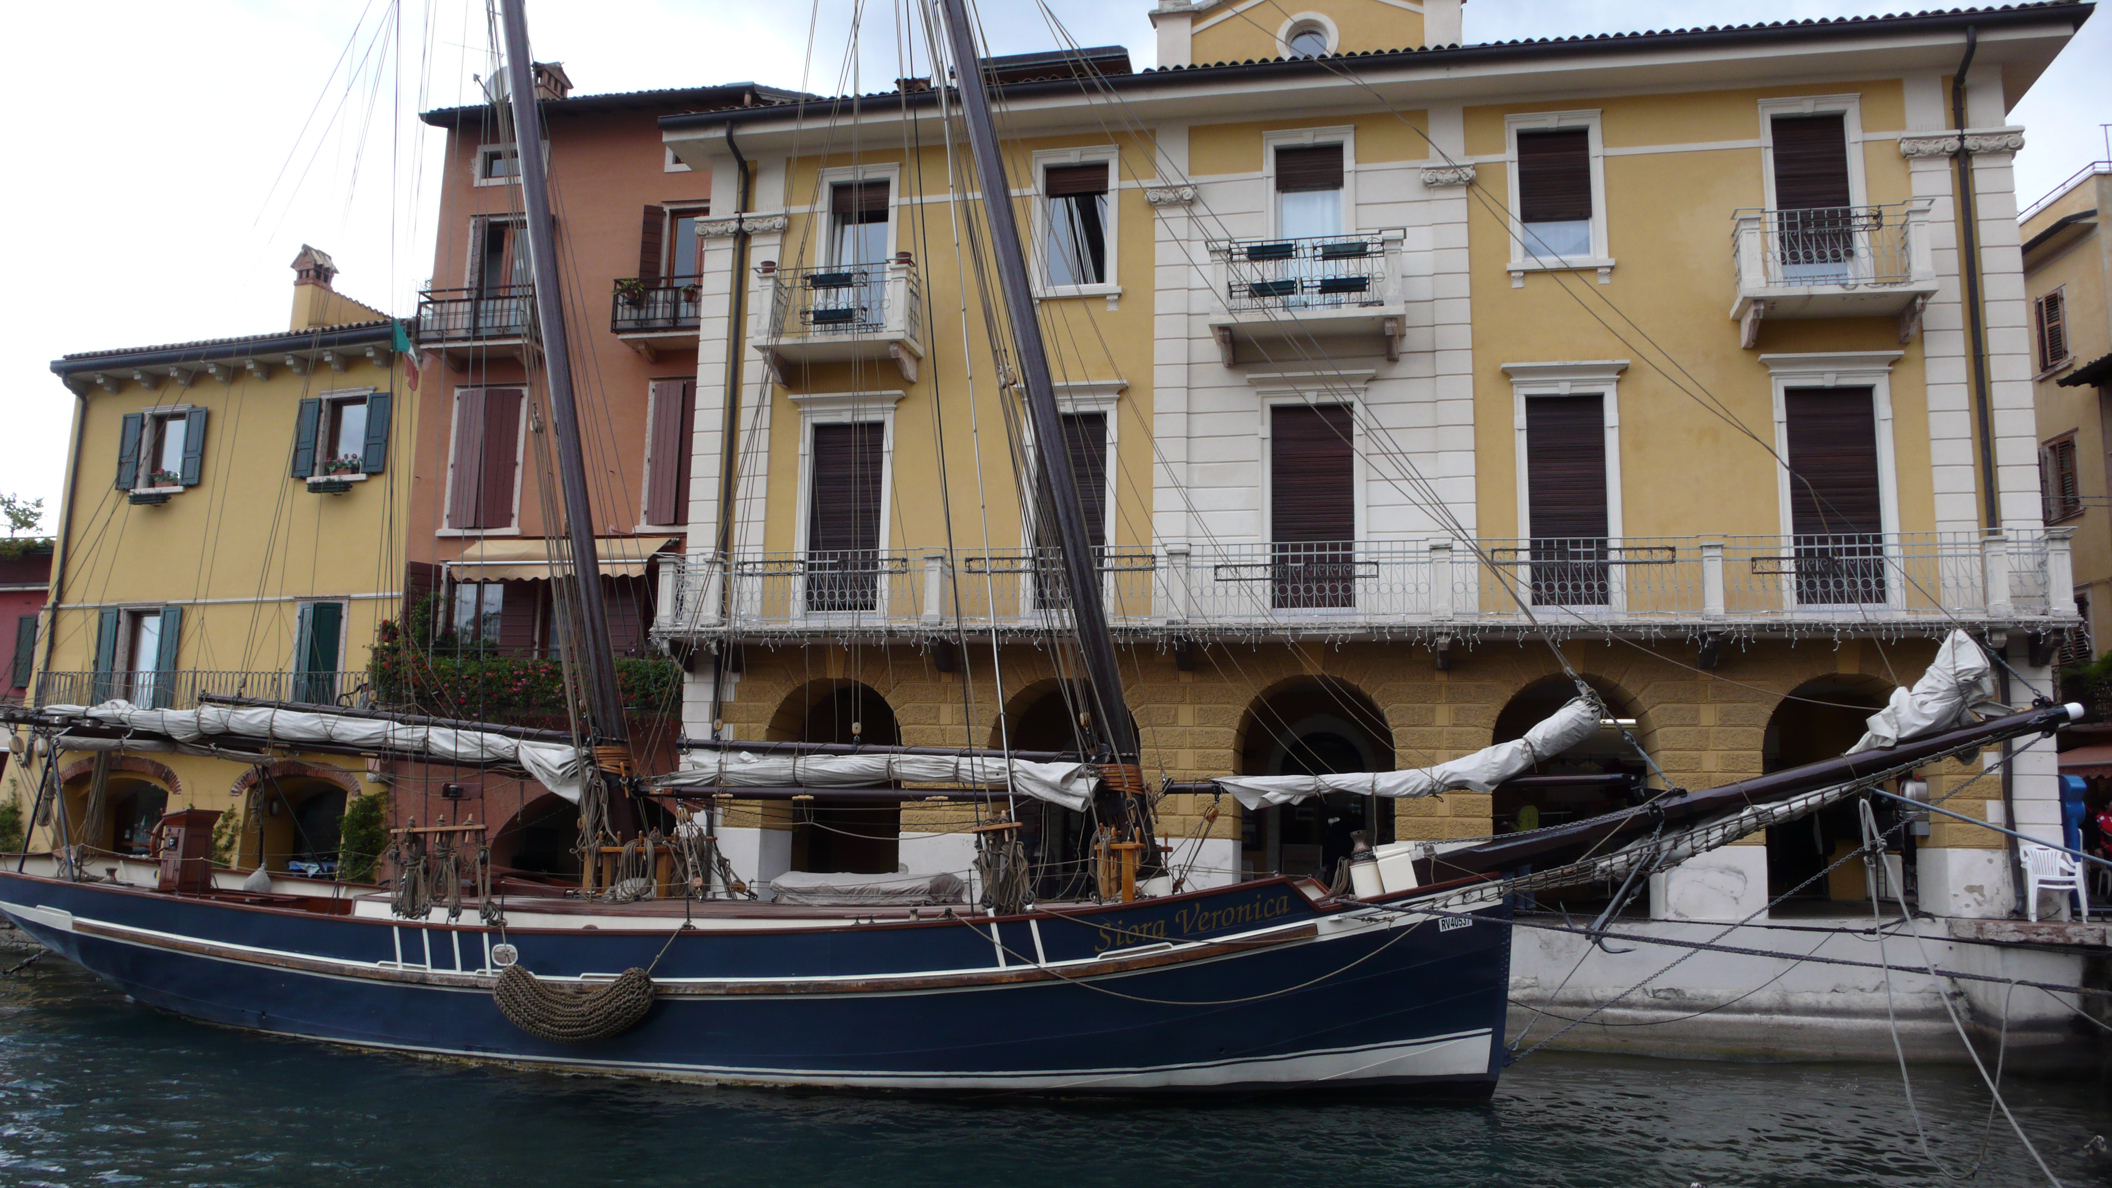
148,469,181,488
679,281,702,304
320,454,363,476
614,277,647,306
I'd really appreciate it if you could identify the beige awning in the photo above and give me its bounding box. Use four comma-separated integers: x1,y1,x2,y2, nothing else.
447,536,676,582
2059,744,2112,778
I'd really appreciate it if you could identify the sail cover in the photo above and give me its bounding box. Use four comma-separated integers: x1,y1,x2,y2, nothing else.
1846,630,1996,753
43,701,591,803
1215,696,1602,809
655,752,1095,812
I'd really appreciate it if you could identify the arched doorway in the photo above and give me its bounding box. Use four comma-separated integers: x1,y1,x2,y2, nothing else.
492,791,582,882
1489,676,1650,835
1763,676,1894,907
771,681,902,875
1235,678,1395,881
101,778,168,856
250,776,353,875
991,680,1101,899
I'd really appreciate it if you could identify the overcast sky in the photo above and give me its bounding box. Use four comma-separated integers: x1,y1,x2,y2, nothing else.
2,0,2106,533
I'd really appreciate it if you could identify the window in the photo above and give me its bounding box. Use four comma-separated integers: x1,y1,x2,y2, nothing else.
452,582,504,643
634,206,707,289
2042,433,2082,523
2036,289,2070,373
806,421,886,613
1524,395,1610,606
1515,128,1593,260
1044,163,1111,288
1769,113,1856,282
1032,412,1112,609
830,180,890,267
476,144,526,185
116,407,207,491
645,379,696,526
1284,21,1330,57
664,146,692,174
1784,389,1886,604
667,210,705,284
1275,144,1344,240
12,614,37,690
1271,404,1355,609
292,392,392,478
94,604,180,707
444,388,525,531
293,602,344,703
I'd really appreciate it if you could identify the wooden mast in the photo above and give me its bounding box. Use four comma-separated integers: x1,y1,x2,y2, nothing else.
495,0,630,753
932,0,1138,765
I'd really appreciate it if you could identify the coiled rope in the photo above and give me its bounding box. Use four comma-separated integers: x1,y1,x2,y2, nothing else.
492,964,656,1043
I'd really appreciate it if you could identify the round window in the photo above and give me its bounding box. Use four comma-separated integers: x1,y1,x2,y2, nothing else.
1286,23,1330,57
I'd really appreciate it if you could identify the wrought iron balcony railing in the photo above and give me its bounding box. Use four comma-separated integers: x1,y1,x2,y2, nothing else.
415,284,534,344
651,531,2075,640
1217,231,1393,313
610,278,701,335
757,261,926,383
32,669,372,712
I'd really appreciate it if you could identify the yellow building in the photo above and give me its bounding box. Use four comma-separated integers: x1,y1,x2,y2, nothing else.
646,0,2088,923
2025,160,2110,648
10,248,414,873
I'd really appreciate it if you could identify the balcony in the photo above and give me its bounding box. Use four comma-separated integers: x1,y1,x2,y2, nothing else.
756,261,925,384
33,669,371,711
652,530,2076,643
1205,230,1407,365
610,278,700,359
1730,202,1939,346
415,284,533,366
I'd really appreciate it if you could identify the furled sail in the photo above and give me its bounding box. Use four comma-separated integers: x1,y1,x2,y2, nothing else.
1215,696,1602,809
43,701,590,803
654,751,1096,811
1847,629,1996,753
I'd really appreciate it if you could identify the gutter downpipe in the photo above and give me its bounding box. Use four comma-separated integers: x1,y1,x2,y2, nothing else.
708,124,753,740
1951,27,2027,915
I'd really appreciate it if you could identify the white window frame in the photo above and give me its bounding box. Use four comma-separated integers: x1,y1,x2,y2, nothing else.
312,388,376,477
1504,110,1613,283
1031,146,1122,300
788,391,903,620
1760,351,1904,610
816,163,901,265
1262,125,1357,242
135,405,195,491
664,146,692,174
1503,361,1628,610
436,386,530,537
1015,382,1127,616
1256,391,1370,547
1757,94,1868,214
1275,11,1339,57
114,607,164,681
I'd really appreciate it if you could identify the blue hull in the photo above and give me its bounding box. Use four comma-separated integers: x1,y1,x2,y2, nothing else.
0,872,1511,1096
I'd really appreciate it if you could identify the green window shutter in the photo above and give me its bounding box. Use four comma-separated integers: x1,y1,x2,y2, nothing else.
179,408,209,486
293,603,314,673
153,605,182,709
115,413,144,491
360,393,392,475
92,607,121,702
11,614,36,689
308,602,343,671
291,398,322,478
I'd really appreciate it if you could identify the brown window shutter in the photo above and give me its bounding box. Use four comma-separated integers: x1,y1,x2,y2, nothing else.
1275,145,1343,193
1516,129,1592,223
603,578,643,655
831,181,890,220
1783,389,1882,536
1045,163,1109,197
2045,437,2081,520
446,391,487,529
476,388,524,530
1770,115,1851,210
638,205,665,286
809,422,886,551
1271,405,1354,541
1059,413,1109,549
645,379,693,525
1524,395,1608,539
2036,291,2068,371
497,582,539,654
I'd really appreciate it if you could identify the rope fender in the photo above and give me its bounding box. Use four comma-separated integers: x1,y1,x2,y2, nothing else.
492,963,656,1043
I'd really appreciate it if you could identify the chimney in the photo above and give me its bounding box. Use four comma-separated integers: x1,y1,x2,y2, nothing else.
1149,0,1195,68
290,245,384,331
292,244,338,289
534,61,573,102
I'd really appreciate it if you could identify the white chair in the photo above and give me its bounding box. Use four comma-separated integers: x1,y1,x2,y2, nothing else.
2020,842,2088,922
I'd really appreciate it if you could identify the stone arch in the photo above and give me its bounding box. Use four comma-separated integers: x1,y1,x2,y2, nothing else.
57,754,180,856
765,679,903,875
235,761,361,875
490,790,583,882
989,678,1126,754
1762,673,1896,905
1489,673,1652,835
1233,676,1396,882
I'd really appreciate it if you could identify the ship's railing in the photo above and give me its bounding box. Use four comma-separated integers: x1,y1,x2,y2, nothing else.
31,669,372,711
651,530,2073,636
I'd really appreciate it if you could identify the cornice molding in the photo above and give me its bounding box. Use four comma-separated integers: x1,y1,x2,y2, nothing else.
1898,128,2025,158
1144,185,1196,206
1420,164,1477,188
699,213,790,237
